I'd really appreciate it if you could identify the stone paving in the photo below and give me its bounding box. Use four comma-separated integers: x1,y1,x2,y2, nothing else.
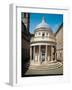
24,62,63,76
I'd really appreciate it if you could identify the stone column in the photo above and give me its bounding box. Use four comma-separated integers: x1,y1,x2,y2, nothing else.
51,46,54,62
45,45,47,63
30,46,32,60
38,45,41,64
48,46,50,61
54,46,56,61
33,46,35,62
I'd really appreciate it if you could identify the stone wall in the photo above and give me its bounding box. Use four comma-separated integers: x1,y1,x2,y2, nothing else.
21,13,30,63
55,24,63,62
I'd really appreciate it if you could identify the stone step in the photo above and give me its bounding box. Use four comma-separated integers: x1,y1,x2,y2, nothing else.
29,62,63,70
30,62,62,68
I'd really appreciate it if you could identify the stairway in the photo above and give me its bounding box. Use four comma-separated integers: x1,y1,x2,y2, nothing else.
29,62,63,70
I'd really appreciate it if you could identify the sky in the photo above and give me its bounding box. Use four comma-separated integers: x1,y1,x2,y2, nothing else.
29,13,63,33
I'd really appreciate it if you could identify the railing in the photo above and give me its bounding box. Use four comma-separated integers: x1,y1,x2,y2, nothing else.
31,36,56,42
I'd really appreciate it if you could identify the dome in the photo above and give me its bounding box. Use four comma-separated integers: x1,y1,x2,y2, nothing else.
35,17,51,30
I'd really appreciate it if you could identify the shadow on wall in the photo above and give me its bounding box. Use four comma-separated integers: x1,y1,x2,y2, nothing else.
21,18,30,77
21,48,30,77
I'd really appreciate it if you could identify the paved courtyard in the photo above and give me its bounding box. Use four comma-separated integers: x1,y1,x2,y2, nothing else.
23,62,63,76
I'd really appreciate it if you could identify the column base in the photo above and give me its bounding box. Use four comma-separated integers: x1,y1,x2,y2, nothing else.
50,60,57,63
30,60,41,66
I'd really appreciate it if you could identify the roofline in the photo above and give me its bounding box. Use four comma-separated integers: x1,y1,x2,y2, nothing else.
55,23,63,35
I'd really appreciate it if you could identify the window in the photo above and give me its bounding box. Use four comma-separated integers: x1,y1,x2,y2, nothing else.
60,52,62,57
39,32,40,35
42,33,45,37
47,33,48,35
24,13,26,18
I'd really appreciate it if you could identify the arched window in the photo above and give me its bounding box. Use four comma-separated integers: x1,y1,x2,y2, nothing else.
47,33,48,35
39,32,40,35
42,33,45,37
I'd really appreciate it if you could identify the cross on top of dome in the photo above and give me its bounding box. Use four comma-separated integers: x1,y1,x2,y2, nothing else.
42,16,46,23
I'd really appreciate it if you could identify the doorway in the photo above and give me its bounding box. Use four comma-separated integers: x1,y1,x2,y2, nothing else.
41,48,45,64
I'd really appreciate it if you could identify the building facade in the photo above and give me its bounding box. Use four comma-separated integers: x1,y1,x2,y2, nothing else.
21,13,30,62
55,23,63,62
30,17,57,65
21,13,30,76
